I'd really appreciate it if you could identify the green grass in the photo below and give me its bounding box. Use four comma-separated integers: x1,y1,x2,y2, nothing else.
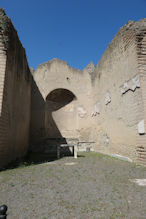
78,151,117,160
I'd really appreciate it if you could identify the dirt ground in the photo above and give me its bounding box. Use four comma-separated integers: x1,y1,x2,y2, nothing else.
0,152,146,219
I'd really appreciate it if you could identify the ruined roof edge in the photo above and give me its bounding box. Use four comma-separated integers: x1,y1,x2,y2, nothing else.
0,8,26,51
35,58,83,74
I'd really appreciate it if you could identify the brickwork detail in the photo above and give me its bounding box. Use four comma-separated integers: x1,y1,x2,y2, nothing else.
134,22,146,164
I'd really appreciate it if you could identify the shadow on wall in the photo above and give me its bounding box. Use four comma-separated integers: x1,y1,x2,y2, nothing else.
29,77,76,160
0,30,31,169
45,88,76,138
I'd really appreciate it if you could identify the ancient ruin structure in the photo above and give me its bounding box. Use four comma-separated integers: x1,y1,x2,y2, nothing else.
0,9,146,168
0,9,31,168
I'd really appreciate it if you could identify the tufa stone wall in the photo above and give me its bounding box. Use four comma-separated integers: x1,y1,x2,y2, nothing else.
92,19,146,164
30,19,146,164
0,9,145,166
30,59,94,150
135,20,146,164
0,9,31,168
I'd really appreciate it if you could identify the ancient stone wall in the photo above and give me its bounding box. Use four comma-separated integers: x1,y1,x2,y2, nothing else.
30,59,95,151
0,10,31,168
30,20,146,162
135,20,146,164
92,19,146,163
0,9,145,166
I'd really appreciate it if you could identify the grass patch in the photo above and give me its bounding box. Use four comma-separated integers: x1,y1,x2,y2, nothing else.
78,151,117,160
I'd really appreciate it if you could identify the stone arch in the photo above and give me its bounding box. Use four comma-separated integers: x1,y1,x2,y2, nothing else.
45,88,78,138
46,88,76,111
43,85,78,102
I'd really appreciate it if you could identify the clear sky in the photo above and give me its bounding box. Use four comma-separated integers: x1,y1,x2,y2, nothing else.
0,0,146,70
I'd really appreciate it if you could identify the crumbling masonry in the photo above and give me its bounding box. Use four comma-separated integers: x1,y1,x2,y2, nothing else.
0,9,146,168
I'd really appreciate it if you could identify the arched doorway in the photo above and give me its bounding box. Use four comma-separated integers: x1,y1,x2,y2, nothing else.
45,88,77,139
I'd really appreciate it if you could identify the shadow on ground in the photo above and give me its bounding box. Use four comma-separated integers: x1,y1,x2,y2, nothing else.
1,151,85,171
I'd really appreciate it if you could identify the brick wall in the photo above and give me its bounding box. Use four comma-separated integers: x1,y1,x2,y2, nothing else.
92,20,146,162
0,33,8,166
136,27,146,164
0,10,31,168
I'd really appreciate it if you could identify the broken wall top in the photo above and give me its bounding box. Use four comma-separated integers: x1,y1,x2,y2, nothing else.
123,18,146,32
0,8,25,51
95,18,146,78
0,8,12,49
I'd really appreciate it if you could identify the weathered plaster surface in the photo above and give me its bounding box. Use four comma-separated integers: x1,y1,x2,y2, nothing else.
30,58,94,144
92,19,146,164
0,9,146,167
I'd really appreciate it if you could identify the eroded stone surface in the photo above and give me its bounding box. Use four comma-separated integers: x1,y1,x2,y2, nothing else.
0,9,146,167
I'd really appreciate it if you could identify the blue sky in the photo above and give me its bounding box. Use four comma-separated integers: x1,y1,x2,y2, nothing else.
0,0,146,70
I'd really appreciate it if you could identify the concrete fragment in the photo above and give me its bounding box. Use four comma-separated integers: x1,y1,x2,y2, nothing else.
64,162,77,165
130,179,146,186
91,102,100,116
120,75,140,95
77,106,87,118
132,75,140,89
138,120,145,134
111,154,132,162
105,92,111,105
